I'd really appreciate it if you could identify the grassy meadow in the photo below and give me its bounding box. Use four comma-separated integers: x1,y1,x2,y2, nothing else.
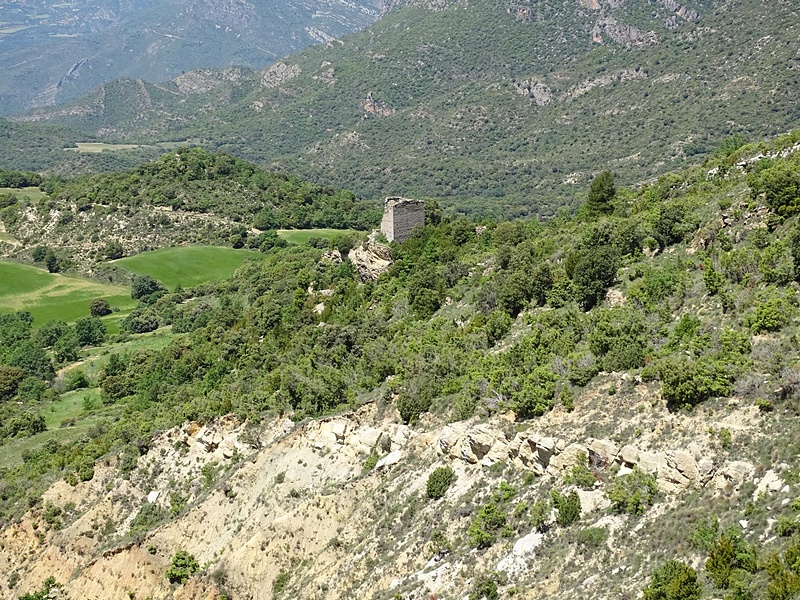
0,261,136,332
65,142,141,153
0,186,48,201
277,228,357,245
0,388,123,468
114,246,262,289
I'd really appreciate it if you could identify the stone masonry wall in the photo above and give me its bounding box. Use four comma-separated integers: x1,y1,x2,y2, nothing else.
380,197,425,242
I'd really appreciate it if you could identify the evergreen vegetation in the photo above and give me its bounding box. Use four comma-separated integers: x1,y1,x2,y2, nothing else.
1,132,800,600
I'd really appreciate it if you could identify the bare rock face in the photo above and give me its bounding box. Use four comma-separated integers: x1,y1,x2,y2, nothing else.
461,425,496,464
438,423,470,458
348,242,392,281
173,68,246,94
714,461,755,494
587,438,619,468
513,79,553,105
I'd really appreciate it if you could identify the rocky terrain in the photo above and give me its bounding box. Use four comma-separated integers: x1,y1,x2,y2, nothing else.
1,373,787,600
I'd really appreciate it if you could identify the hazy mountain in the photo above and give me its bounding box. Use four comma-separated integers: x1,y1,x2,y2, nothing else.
0,0,384,115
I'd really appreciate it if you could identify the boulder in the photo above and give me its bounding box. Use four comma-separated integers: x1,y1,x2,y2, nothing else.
196,427,224,452
576,489,611,513
483,438,510,467
514,435,546,474
438,423,468,458
461,425,495,464
388,424,412,448
512,530,545,556
714,461,755,494
618,445,639,466
587,438,619,468
697,457,715,485
376,450,403,471
637,451,667,476
330,420,348,443
349,243,392,282
536,437,562,467
754,469,784,500
549,443,586,474
354,427,384,451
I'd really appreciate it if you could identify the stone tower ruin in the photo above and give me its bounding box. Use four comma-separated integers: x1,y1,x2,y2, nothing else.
380,197,425,243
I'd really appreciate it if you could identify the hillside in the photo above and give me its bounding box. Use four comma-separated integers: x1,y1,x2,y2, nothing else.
2,131,800,599
10,0,800,218
0,0,384,116
0,147,381,274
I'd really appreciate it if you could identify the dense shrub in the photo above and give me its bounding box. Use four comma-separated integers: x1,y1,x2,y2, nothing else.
706,530,758,588
577,526,608,549
426,466,456,499
468,502,508,549
165,550,199,584
643,560,701,600
74,316,107,346
607,467,658,515
89,298,112,317
551,489,581,526
659,357,735,409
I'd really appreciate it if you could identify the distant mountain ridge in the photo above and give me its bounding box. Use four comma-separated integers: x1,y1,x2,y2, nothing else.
6,0,800,217
0,0,384,116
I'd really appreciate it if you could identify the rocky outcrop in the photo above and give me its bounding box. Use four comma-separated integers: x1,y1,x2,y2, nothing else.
261,63,301,88
173,68,246,94
348,241,392,281
660,0,700,21
363,91,396,116
513,79,553,106
433,423,754,495
592,17,658,47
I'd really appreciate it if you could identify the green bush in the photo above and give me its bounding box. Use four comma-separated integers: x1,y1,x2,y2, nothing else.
426,466,456,499
89,298,112,317
273,569,291,596
748,296,794,333
468,502,508,549
747,162,800,216
659,357,735,409
563,452,596,489
363,452,379,472
468,572,503,600
643,560,701,600
577,526,608,549
706,530,758,588
607,467,658,515
165,550,199,584
551,489,581,527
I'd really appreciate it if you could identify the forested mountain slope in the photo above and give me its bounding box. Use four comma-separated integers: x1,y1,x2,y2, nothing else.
0,0,384,116
2,131,800,599
11,0,800,217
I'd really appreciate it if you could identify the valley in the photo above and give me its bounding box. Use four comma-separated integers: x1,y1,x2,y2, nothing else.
1,0,800,599
0,132,800,599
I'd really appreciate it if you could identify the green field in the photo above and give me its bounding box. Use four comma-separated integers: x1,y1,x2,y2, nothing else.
0,388,122,469
0,261,136,331
0,186,47,201
114,246,262,289
65,142,141,153
76,330,175,380
277,228,357,245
